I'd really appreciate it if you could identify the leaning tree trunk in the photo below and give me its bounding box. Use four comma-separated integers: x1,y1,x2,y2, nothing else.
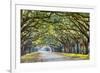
75,40,80,54
63,46,67,53
83,39,89,54
84,42,89,54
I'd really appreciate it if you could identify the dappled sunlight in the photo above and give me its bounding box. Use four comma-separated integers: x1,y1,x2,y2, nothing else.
63,53,89,59
21,10,90,63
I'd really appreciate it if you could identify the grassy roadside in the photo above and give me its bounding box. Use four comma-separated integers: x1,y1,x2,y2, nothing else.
21,52,40,63
63,53,89,60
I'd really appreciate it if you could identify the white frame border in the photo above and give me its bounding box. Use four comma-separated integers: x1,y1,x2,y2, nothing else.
11,2,96,73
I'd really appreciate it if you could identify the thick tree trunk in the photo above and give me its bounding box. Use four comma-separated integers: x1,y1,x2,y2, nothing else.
64,46,67,53
77,42,80,54
74,40,80,54
82,39,89,54
84,42,89,54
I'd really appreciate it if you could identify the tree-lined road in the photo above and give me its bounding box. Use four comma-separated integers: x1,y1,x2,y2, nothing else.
21,10,90,63
38,51,68,62
21,50,89,63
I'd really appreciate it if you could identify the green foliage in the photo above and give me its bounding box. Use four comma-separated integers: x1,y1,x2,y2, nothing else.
21,9,90,55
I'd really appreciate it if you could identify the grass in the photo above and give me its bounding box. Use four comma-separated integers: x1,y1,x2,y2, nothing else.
63,53,89,60
21,52,40,63
21,52,89,63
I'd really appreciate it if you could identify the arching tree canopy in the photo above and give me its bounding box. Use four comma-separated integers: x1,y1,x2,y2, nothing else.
21,9,90,56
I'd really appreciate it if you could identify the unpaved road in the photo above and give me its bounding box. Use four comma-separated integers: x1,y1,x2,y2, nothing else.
38,51,72,62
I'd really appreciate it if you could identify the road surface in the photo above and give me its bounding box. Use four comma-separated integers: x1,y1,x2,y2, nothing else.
21,50,89,63
38,51,71,62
